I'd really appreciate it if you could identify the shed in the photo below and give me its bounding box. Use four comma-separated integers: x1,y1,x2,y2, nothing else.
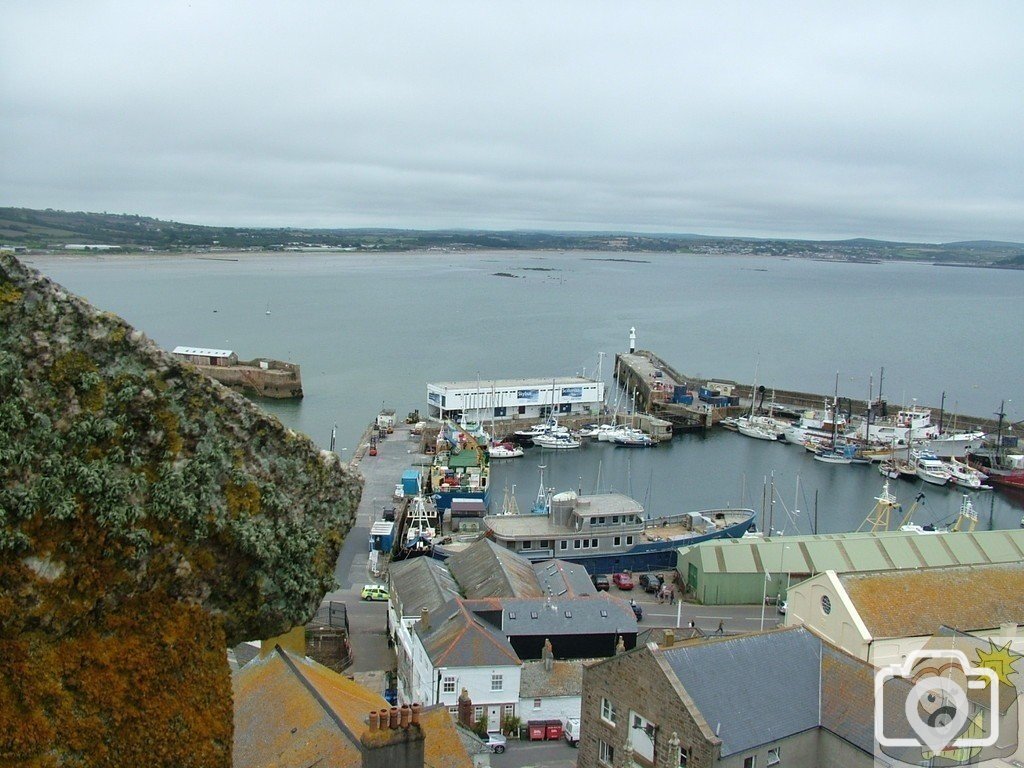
368,520,395,553
676,528,1024,605
402,469,421,497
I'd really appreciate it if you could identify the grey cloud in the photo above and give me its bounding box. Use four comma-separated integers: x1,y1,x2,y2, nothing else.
2,2,1023,241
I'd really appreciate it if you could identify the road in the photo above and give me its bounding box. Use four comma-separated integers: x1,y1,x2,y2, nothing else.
491,739,579,768
322,420,423,674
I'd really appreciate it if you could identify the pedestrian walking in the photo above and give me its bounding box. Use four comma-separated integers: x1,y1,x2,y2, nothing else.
669,586,675,605
716,620,724,635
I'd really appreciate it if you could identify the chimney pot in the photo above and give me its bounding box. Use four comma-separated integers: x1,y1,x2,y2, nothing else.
400,705,411,728
368,711,380,731
389,706,399,729
411,703,422,725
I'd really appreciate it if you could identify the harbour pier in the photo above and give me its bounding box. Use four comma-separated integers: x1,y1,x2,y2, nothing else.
615,350,1004,435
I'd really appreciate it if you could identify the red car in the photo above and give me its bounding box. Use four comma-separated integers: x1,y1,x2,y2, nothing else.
612,572,634,590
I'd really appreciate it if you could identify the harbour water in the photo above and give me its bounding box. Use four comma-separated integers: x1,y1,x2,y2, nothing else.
29,251,1024,532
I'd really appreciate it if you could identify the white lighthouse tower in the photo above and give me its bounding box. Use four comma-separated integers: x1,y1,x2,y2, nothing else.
629,326,636,353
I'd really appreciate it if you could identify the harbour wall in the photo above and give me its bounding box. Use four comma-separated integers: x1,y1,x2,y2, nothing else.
194,358,303,399
616,350,1003,434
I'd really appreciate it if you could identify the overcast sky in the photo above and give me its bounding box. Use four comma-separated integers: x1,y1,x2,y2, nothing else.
2,2,1023,241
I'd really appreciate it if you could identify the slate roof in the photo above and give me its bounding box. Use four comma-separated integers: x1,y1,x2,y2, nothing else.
659,628,824,757
838,562,1024,639
389,557,460,618
533,559,595,598
519,659,589,698
447,538,543,598
417,598,522,667
495,595,637,637
233,646,473,768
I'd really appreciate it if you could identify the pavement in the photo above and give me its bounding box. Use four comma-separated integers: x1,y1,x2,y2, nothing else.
323,420,426,674
490,739,579,768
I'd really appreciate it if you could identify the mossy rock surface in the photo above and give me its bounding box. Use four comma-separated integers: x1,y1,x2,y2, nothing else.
0,255,362,767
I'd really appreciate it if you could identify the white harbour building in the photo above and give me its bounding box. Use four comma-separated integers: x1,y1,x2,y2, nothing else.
426,377,605,423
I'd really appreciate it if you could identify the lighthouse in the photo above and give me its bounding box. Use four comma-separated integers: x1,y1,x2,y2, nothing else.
629,326,636,353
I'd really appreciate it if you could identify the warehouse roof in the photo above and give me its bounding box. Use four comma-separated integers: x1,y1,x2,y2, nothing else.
491,595,637,637
172,346,233,357
838,562,1024,639
447,539,543,599
677,528,1024,576
532,559,595,598
389,557,460,618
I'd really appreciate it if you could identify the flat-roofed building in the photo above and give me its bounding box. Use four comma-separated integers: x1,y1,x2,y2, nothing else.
426,377,604,423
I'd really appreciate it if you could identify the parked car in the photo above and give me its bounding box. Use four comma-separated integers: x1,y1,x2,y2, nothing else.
612,572,634,590
629,601,643,621
564,717,581,747
639,573,664,593
360,584,390,601
591,574,610,591
484,733,507,754
778,600,788,615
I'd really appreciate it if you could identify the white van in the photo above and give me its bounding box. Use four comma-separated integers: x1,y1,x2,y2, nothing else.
564,717,581,747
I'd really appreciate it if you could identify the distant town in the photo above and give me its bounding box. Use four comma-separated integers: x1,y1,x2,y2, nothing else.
3,206,1023,269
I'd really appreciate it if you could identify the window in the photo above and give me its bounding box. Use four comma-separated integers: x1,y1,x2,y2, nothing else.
442,675,456,694
523,540,531,549
679,745,690,767
503,704,514,717
591,538,598,548
601,697,618,725
560,540,568,550
533,698,542,709
744,757,757,768
541,540,550,548
448,706,459,717
626,535,634,545
599,740,615,767
614,536,621,546
574,540,581,549
821,595,832,615
491,673,503,691
767,747,780,766
474,706,484,721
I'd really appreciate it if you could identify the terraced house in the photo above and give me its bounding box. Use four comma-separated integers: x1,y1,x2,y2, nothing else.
578,627,876,768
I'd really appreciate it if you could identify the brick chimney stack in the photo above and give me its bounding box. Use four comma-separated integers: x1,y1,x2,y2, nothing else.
420,607,430,631
457,688,474,729
361,703,425,768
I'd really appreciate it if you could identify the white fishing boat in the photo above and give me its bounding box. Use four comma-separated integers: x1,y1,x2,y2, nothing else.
850,406,939,443
513,417,568,442
532,431,582,449
918,430,987,459
783,403,849,445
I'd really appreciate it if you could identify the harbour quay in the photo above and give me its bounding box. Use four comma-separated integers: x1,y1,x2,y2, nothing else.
614,348,1003,435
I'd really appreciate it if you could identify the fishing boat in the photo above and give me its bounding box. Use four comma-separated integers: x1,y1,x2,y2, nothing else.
432,487,756,573
429,421,491,511
394,495,439,560
532,431,582,449
918,430,987,459
967,402,1024,489
783,402,849,445
850,405,939,443
512,417,568,444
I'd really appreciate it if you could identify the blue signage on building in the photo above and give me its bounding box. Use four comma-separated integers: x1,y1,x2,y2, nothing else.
517,389,539,402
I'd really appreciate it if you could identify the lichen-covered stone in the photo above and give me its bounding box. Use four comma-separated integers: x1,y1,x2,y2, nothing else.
0,254,362,767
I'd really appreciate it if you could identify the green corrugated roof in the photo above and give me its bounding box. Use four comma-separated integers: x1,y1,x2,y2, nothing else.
677,529,1024,576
